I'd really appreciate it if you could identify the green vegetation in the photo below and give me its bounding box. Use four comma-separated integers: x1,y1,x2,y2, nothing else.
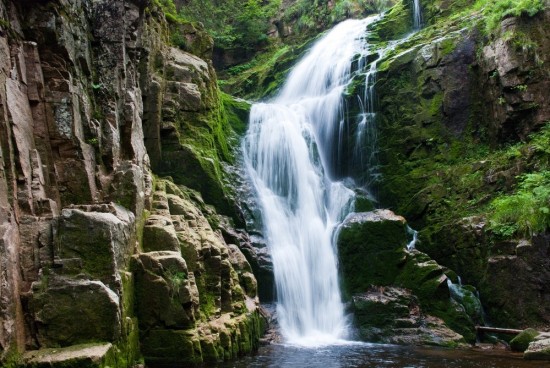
1,348,23,368
477,0,545,34
159,0,281,51
489,171,550,237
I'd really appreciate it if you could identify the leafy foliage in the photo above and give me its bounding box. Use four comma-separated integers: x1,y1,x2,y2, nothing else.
489,171,550,237
179,0,281,50
476,0,545,34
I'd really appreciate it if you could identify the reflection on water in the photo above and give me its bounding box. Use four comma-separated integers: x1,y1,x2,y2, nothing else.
215,342,550,368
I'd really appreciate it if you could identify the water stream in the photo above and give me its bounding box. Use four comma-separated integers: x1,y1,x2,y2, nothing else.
413,0,423,29
243,16,381,345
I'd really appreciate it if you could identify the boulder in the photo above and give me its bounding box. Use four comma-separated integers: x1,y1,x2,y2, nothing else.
337,209,476,343
510,328,540,352
353,286,465,347
524,337,550,361
337,209,408,294
55,204,136,289
31,277,121,347
131,251,199,330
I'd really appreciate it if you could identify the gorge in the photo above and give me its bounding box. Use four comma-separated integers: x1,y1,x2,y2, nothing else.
1,0,550,367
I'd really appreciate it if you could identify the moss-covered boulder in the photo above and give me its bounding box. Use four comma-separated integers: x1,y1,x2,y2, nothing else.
510,328,540,352
31,277,121,347
352,286,465,347
337,209,476,343
338,210,408,295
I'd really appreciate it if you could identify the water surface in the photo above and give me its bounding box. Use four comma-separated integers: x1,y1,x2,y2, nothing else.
219,343,550,368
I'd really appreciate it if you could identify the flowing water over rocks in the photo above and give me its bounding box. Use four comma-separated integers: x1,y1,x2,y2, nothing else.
243,17,381,345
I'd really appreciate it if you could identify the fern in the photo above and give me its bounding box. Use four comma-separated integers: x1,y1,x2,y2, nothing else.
490,171,550,237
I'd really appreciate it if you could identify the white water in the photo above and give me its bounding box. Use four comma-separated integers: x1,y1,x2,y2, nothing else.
413,0,423,30
243,17,380,345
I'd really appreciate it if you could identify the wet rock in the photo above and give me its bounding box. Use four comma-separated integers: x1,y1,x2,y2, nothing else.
353,286,465,347
338,209,408,292
338,209,477,343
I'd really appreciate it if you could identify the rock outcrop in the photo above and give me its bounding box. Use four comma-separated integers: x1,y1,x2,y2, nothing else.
337,209,480,345
0,0,262,366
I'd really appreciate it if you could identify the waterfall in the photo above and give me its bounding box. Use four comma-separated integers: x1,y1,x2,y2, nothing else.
413,0,423,30
243,16,379,345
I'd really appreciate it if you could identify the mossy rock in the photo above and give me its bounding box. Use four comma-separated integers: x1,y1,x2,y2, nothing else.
510,328,540,352
337,210,408,297
141,329,203,365
220,92,251,136
23,343,117,368
368,0,412,42
31,277,121,348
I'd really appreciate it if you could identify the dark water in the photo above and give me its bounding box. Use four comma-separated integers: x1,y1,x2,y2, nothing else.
215,342,550,368
149,342,550,368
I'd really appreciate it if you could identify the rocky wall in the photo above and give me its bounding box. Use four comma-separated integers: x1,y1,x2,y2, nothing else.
361,0,550,329
0,0,262,366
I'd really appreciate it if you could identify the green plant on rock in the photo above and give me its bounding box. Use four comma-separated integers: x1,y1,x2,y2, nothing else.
477,0,545,35
164,265,187,300
489,171,550,237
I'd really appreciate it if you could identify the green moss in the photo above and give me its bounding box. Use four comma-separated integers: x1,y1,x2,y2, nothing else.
337,214,408,298
1,347,23,368
510,328,540,352
142,330,203,365
479,0,545,35
222,44,299,99
220,92,251,136
369,1,412,41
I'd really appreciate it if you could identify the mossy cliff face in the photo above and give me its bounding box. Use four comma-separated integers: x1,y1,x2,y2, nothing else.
0,0,262,366
362,0,550,329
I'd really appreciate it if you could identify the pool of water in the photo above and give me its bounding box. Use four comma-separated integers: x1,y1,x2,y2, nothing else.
216,342,550,368
150,341,550,368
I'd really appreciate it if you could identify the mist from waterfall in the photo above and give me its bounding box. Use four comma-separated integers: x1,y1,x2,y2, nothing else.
243,16,380,346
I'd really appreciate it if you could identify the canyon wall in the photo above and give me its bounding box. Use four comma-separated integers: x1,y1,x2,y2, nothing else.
0,0,262,365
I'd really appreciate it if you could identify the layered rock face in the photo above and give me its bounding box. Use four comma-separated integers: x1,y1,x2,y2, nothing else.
358,1,550,330
0,0,262,365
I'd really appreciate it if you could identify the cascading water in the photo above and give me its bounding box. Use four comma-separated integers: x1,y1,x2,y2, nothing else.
413,0,423,30
243,16,380,345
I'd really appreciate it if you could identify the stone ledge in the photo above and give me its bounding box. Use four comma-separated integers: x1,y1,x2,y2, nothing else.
23,343,114,368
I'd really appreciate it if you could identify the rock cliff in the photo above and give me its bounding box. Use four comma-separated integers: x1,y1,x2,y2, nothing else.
0,0,262,366
365,0,550,331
